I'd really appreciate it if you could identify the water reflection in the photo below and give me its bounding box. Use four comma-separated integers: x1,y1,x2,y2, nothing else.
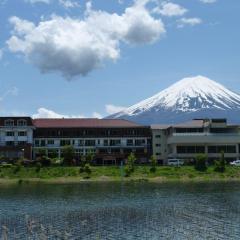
0,182,240,239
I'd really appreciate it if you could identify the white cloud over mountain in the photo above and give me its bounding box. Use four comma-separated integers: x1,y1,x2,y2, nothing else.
105,104,127,115
7,1,165,79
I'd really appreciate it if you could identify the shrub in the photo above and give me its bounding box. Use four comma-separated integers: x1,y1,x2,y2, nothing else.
40,156,51,167
35,162,42,173
150,155,157,173
195,154,207,171
214,151,226,173
124,153,136,177
62,145,75,166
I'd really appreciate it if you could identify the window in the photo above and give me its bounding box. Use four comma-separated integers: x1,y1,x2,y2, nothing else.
6,131,14,137
47,140,54,145
135,139,145,146
177,146,205,154
78,140,84,146
6,141,14,146
18,141,27,146
35,140,40,146
17,119,27,126
60,140,71,146
85,140,95,146
156,152,161,156
5,119,14,126
86,148,95,154
18,131,27,136
40,140,46,147
155,144,161,147
104,140,108,146
155,135,161,138
127,139,133,146
75,149,84,156
110,139,121,146
208,145,236,154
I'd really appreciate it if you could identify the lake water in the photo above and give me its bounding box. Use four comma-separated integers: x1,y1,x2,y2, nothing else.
0,181,240,239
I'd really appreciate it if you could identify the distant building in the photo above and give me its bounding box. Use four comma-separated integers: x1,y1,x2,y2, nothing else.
0,117,239,164
0,117,35,160
152,119,240,164
32,118,152,164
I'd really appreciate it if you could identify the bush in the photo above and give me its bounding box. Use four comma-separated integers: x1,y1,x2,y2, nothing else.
214,151,226,173
195,154,207,171
150,155,157,173
40,156,51,167
62,145,75,166
124,153,136,177
35,162,42,173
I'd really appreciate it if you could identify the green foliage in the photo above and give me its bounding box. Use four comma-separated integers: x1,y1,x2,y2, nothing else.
62,145,75,166
195,154,207,171
214,151,226,173
40,156,51,166
79,154,93,177
35,162,42,173
150,155,157,173
13,161,22,174
124,153,136,177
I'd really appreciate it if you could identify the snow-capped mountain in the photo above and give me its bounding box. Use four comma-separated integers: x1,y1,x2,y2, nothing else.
108,76,240,124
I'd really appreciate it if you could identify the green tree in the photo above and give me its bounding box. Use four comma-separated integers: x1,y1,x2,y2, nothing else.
195,154,207,171
125,152,136,177
150,155,157,173
214,151,226,173
62,145,75,166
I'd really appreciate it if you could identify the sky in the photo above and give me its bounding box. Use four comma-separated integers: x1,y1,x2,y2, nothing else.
0,0,239,118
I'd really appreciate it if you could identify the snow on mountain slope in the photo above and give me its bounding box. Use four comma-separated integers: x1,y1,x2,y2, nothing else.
108,76,240,124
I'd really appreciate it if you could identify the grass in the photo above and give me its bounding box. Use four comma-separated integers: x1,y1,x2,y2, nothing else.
1,165,240,184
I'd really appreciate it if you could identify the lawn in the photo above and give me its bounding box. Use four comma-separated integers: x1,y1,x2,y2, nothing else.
1,165,240,184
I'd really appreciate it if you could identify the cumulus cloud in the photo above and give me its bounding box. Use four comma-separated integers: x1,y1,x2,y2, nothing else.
7,1,165,79
105,104,127,115
177,17,202,28
58,0,80,8
152,1,187,17
199,0,217,3
32,107,85,118
32,107,102,119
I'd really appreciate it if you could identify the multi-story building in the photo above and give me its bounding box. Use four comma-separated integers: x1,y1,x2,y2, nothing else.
151,124,169,164
0,117,35,160
152,119,240,164
33,118,152,164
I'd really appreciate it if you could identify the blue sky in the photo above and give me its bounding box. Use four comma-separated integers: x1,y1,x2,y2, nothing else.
0,0,239,118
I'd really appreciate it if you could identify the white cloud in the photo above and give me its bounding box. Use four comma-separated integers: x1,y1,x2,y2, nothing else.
32,107,103,119
0,87,18,101
32,107,85,118
7,1,165,79
199,0,217,3
105,104,127,115
24,0,50,4
177,17,202,28
153,2,187,17
58,0,80,8
92,112,102,118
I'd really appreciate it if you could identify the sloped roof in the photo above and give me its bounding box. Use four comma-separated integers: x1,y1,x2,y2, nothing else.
33,118,144,128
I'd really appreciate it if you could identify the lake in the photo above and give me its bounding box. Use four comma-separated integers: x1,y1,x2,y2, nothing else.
0,181,240,239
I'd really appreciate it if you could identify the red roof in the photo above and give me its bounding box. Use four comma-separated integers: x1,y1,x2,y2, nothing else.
33,118,143,128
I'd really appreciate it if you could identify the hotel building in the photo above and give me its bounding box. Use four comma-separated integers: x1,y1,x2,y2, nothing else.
0,117,239,164
152,119,240,164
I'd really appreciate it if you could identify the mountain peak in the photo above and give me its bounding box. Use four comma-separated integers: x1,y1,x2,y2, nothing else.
109,76,240,124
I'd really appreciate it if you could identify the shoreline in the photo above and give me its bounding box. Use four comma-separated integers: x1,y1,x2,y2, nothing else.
1,175,240,185
1,165,240,185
